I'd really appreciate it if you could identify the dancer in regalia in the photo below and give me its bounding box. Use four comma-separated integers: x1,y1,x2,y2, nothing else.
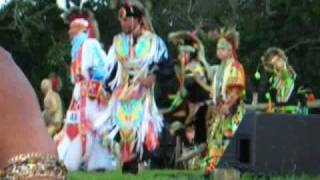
204,27,246,176
95,0,168,174
166,31,212,127
55,9,116,171
260,47,313,114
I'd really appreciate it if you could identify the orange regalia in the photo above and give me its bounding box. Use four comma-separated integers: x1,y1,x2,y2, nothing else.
203,27,246,175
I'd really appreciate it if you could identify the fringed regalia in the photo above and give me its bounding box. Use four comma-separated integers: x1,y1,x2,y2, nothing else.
95,31,168,163
261,47,299,113
203,28,246,175
166,31,212,126
56,28,116,171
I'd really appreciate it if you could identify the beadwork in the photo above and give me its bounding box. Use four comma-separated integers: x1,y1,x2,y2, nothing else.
1,153,67,179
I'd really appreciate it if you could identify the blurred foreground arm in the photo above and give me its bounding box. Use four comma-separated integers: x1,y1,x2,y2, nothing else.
0,47,67,179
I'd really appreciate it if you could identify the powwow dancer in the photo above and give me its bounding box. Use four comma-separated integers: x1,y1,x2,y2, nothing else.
55,9,116,171
166,31,212,125
203,27,246,176
95,0,168,173
259,47,313,114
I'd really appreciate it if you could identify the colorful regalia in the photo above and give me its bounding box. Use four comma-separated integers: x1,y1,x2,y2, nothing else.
95,30,168,163
164,31,213,158
55,12,116,171
94,1,168,165
261,47,303,114
203,27,246,175
166,31,212,125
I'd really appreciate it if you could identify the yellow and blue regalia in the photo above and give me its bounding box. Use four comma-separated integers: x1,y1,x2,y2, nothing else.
95,30,168,163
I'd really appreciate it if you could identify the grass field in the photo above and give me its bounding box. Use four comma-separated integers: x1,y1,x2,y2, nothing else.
68,170,320,180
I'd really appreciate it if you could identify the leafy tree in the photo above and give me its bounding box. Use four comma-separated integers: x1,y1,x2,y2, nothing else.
1,0,320,106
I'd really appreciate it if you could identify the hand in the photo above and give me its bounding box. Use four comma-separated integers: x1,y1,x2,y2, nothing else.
179,87,187,97
219,104,230,115
178,52,190,66
139,74,156,89
265,102,275,113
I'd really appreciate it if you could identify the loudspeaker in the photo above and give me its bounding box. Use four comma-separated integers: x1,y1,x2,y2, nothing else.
219,112,320,176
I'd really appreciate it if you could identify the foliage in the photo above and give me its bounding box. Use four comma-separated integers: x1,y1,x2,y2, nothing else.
1,0,320,105
0,0,67,99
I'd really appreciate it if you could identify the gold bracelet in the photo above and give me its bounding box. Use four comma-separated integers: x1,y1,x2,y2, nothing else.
2,153,67,179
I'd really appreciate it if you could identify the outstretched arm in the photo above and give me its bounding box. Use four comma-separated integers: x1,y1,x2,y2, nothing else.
0,47,56,169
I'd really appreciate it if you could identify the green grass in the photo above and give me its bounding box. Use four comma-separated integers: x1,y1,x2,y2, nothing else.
68,171,320,180
69,170,203,180
241,173,320,180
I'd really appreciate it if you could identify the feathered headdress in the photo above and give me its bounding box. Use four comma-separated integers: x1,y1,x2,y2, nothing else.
168,30,213,78
209,27,239,60
56,0,100,39
209,27,239,48
168,31,202,55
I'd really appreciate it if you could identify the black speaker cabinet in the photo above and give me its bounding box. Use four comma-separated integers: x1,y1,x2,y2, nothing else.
219,112,320,176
